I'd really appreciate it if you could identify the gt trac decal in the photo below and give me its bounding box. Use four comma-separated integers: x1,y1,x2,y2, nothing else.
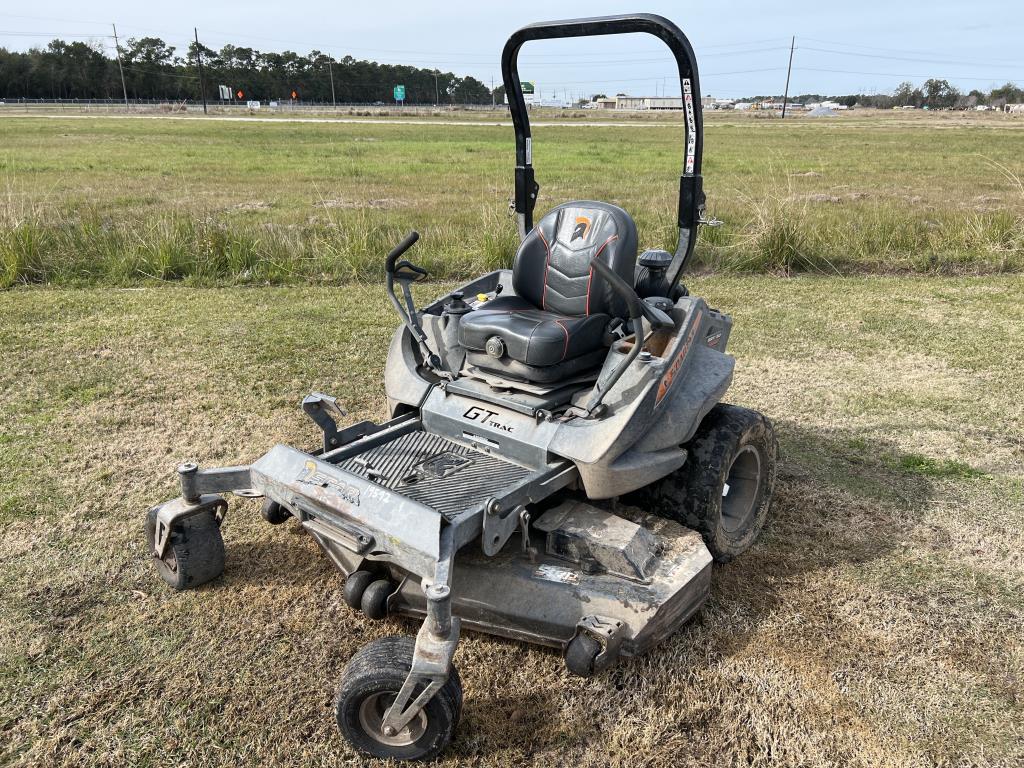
298,459,361,506
462,406,514,433
655,310,703,406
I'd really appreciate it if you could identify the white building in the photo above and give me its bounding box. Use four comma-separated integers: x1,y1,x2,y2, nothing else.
806,101,850,111
614,96,684,110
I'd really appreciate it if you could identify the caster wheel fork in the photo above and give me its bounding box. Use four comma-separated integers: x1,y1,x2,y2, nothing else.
335,582,463,760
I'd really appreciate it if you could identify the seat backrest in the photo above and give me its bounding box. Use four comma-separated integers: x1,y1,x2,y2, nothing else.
513,201,638,318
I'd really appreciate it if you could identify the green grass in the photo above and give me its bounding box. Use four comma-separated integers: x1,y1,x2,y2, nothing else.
1,275,1022,767
886,452,987,479
2,112,1023,287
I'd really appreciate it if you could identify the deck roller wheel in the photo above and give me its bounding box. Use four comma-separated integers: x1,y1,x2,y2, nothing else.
361,579,393,620
344,570,376,609
261,499,291,525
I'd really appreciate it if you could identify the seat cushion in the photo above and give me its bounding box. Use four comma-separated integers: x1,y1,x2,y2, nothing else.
465,348,607,385
513,201,638,319
458,296,609,367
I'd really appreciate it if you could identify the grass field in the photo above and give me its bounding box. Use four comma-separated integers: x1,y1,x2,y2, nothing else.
2,111,1023,765
1,275,1022,767
2,111,1023,286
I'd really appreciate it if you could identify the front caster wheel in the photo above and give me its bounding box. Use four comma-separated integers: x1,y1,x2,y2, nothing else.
144,508,225,590
336,635,463,761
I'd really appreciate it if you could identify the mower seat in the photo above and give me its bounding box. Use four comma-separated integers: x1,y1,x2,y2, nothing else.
459,201,638,384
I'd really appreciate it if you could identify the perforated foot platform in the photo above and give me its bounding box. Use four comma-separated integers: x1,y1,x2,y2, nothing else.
338,431,532,519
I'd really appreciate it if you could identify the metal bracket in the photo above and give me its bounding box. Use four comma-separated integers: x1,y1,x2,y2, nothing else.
381,583,461,736
481,499,523,556
519,508,537,560
177,461,253,502
151,494,227,559
577,615,627,674
698,208,723,227
302,392,348,452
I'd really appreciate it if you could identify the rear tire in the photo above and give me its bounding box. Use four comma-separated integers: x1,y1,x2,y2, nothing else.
335,635,462,760
643,404,777,563
145,507,225,590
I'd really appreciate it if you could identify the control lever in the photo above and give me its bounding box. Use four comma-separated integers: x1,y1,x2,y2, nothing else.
590,258,673,332
385,231,421,274
384,231,450,378
579,257,676,417
640,298,674,331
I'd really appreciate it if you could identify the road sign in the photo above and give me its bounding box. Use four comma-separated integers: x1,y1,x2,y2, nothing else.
394,84,405,102
521,81,535,95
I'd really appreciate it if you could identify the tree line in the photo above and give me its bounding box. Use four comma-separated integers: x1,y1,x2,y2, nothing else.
754,80,1023,110
0,37,493,104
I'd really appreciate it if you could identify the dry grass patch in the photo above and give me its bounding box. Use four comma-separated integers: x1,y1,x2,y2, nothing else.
1,276,1022,766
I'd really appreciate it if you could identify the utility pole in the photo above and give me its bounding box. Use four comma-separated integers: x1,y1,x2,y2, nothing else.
111,23,129,111
781,35,795,118
491,76,495,107
327,61,336,107
194,27,208,114
434,70,439,106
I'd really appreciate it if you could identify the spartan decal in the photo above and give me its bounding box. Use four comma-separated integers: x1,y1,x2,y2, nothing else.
570,215,592,242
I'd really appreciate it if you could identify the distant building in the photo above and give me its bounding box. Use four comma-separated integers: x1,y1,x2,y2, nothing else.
614,96,684,110
1006,103,1024,113
594,97,617,110
734,102,754,111
806,101,849,111
705,98,735,110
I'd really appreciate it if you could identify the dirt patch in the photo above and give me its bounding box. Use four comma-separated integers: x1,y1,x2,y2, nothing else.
229,201,273,212
316,197,408,209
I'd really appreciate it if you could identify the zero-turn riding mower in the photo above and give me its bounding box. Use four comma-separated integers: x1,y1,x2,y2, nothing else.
146,13,777,761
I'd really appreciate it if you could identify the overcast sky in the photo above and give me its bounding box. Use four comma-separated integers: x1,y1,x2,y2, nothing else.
2,2,1022,98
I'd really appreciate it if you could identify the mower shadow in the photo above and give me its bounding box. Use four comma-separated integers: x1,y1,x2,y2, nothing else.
223,524,337,588
653,418,937,662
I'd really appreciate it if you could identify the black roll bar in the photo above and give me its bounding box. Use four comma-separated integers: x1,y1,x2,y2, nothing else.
501,13,706,287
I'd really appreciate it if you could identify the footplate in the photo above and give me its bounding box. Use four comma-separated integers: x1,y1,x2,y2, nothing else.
250,444,446,580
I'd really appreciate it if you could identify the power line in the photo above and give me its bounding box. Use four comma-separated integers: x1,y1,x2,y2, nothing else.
799,36,1024,67
795,66,1012,84
0,29,113,37
798,45,1024,70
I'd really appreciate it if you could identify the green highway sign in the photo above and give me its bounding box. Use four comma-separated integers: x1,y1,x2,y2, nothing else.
521,81,535,95
393,84,406,101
